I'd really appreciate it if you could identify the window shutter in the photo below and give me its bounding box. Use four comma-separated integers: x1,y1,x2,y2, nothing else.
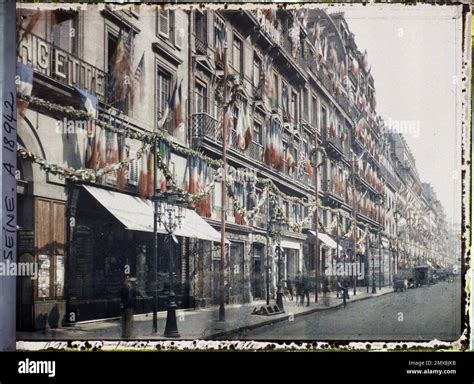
174,12,183,49
158,10,169,38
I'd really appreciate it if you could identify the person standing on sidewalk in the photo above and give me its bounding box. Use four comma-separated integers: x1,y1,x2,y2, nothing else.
294,271,302,306
120,276,137,339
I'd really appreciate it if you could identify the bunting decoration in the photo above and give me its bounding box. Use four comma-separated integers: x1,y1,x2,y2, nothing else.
16,62,33,118
215,21,226,68
218,105,234,145
110,29,135,108
134,52,146,103
263,116,284,171
186,156,213,217
351,56,360,78
296,142,307,179
158,78,185,137
232,172,247,225
75,87,98,169
258,56,275,110
138,144,152,199
235,103,246,150
289,22,300,59
243,102,253,150
17,93,223,168
116,135,128,190
156,140,171,192
16,8,41,49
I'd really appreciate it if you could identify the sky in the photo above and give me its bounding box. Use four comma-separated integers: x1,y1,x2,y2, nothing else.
321,3,463,224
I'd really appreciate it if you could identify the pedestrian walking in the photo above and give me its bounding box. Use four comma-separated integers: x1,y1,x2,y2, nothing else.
284,278,294,301
294,271,302,306
343,277,350,300
120,276,137,339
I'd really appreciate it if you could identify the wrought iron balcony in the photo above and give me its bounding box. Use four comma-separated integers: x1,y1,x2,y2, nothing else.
322,128,346,159
323,180,347,205
379,164,399,190
195,35,208,55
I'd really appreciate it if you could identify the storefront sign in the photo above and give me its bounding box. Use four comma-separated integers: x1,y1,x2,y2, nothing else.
18,34,106,101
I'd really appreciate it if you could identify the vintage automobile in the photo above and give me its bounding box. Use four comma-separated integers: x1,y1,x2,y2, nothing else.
393,275,408,292
413,265,431,287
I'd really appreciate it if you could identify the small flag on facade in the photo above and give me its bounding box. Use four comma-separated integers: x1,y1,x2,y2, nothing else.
134,52,145,102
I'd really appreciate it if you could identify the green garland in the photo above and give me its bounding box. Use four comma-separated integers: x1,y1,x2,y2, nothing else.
19,94,385,235
18,93,224,170
17,143,147,182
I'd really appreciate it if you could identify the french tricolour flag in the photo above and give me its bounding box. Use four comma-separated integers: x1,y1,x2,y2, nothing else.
75,87,99,169
16,62,33,117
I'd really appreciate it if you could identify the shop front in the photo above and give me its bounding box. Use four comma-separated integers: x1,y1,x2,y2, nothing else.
65,185,225,324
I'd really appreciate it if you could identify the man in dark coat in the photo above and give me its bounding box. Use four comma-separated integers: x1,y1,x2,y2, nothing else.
294,271,302,306
301,273,310,307
120,276,137,339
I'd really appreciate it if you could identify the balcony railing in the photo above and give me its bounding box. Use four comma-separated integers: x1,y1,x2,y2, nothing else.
18,30,108,102
323,180,347,204
195,35,208,55
379,164,399,190
192,112,315,189
191,112,220,148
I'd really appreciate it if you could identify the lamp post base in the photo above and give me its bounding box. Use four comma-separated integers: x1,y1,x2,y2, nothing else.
163,294,180,338
276,290,284,312
371,281,377,294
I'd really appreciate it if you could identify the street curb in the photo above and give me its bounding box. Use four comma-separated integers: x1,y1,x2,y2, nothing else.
208,289,394,339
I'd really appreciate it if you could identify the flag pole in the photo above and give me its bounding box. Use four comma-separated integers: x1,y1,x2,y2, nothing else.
219,38,228,322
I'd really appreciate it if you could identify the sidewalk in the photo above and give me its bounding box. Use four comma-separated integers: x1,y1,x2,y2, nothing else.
17,286,394,340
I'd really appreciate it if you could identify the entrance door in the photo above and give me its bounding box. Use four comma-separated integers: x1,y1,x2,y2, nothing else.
229,243,244,301
253,259,262,299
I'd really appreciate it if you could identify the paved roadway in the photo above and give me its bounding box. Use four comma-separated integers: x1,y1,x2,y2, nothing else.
235,279,462,341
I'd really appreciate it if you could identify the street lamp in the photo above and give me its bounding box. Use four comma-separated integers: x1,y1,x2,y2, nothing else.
370,237,377,294
156,190,185,338
269,207,285,312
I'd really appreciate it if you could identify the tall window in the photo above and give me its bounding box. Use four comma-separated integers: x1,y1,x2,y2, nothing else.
302,88,309,121
157,69,172,127
51,11,78,54
194,11,207,52
273,74,279,107
311,96,318,128
157,10,178,46
253,54,261,88
321,106,327,132
291,92,298,123
195,82,207,113
253,121,262,145
232,35,243,75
